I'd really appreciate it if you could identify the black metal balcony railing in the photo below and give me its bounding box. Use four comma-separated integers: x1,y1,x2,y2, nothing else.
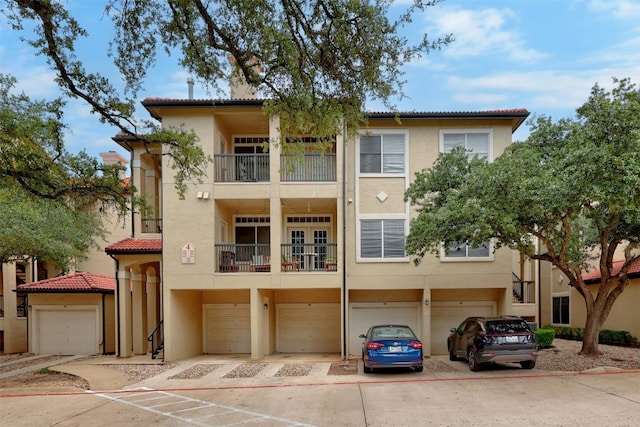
142,218,162,233
214,154,270,182
215,243,337,272
512,273,535,303
280,154,336,182
212,153,337,183
281,243,338,271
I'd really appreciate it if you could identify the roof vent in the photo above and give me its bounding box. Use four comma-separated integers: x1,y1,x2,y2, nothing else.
187,78,194,99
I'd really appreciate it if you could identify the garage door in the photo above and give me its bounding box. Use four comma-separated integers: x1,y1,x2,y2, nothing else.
348,302,421,357
37,308,98,355
203,304,250,353
277,303,340,353
430,302,496,355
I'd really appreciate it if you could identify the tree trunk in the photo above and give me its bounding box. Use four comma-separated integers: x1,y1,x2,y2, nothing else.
580,310,602,355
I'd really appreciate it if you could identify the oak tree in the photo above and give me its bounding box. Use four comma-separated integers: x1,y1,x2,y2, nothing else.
405,78,640,355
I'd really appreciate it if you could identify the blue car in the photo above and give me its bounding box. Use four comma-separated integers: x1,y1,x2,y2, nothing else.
360,324,424,373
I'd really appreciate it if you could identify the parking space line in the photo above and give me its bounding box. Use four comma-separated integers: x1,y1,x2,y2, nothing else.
91,387,317,426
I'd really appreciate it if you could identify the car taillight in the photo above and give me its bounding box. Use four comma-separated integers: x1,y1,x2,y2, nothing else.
367,342,384,350
408,341,422,349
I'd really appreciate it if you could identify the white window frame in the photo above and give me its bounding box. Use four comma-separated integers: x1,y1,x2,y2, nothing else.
440,129,493,161
357,214,408,262
440,240,494,262
357,130,408,176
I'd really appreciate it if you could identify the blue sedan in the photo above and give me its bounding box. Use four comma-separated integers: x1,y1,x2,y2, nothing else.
360,324,424,373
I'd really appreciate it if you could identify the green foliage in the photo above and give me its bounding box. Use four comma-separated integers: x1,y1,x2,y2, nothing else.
37,367,52,374
598,330,637,346
2,0,451,166
0,75,118,270
535,329,556,349
542,325,637,346
0,181,104,270
406,78,640,354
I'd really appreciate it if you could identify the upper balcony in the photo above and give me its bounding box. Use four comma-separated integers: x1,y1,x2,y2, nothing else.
215,243,338,273
213,153,336,183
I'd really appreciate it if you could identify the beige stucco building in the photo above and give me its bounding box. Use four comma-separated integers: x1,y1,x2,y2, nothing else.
103,95,537,362
540,258,640,340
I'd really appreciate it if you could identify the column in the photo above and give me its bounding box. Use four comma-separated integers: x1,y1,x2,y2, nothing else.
131,271,148,355
117,268,132,358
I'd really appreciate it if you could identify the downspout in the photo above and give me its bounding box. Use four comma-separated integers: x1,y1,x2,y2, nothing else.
109,254,121,357
342,122,348,361
101,293,106,355
123,140,135,237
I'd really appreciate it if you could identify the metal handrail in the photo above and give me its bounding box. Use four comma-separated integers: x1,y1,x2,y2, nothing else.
147,320,164,359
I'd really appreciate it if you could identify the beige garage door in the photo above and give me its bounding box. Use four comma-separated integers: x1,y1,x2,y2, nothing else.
203,304,250,354
277,303,340,353
430,302,496,355
348,302,421,357
37,308,98,355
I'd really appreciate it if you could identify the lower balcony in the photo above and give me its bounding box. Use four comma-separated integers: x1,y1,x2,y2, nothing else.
215,243,338,273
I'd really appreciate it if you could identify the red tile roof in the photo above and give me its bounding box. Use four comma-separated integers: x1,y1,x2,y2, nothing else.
17,272,114,293
583,258,640,283
105,238,162,254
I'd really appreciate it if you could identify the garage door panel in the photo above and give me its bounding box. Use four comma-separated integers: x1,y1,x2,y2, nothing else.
348,303,420,357
37,309,97,355
277,304,340,353
204,304,250,354
430,302,496,355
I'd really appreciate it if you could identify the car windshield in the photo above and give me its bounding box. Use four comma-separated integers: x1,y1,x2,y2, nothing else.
485,320,530,334
371,326,416,339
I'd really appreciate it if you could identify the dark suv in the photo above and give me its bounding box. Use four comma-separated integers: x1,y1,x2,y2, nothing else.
447,315,537,371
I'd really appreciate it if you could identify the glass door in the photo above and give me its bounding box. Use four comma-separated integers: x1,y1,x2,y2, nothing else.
288,227,330,271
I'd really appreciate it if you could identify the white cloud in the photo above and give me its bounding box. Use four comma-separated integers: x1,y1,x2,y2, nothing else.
588,0,640,18
445,68,633,114
424,6,546,62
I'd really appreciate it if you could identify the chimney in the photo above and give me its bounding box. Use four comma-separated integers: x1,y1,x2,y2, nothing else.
187,78,194,99
100,151,128,179
228,56,260,100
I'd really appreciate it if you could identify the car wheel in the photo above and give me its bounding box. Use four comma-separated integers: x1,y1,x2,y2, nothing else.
468,348,481,372
415,365,423,372
449,344,458,361
520,360,536,369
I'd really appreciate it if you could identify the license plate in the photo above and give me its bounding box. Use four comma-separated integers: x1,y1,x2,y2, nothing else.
505,336,519,343
389,346,402,352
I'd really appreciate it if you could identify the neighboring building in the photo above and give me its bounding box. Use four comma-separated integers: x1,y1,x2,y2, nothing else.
0,152,129,354
16,272,116,355
105,88,535,361
540,258,640,340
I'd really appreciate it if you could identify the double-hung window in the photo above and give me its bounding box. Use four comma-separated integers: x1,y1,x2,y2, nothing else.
440,130,492,260
359,133,405,174
360,219,406,259
441,130,491,160
443,241,491,259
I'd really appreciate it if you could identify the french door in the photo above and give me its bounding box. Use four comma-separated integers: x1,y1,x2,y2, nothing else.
288,227,330,271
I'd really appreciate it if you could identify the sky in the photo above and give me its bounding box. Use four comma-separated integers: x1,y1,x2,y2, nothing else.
1,0,639,163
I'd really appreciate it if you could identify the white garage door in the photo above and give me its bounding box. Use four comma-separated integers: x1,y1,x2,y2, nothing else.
203,304,250,354
430,302,496,355
348,302,421,357
37,308,98,355
277,303,340,353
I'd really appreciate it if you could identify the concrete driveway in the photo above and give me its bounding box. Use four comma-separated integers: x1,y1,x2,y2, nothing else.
1,356,639,426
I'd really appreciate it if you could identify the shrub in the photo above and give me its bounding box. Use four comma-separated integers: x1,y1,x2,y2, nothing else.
535,328,556,349
542,325,637,346
599,329,636,346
